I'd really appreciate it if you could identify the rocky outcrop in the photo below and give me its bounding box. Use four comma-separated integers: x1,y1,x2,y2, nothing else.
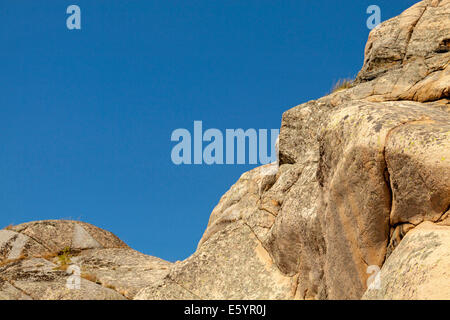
0,257,125,300
339,0,450,105
1,0,449,300
363,222,450,299
0,220,171,300
136,220,295,300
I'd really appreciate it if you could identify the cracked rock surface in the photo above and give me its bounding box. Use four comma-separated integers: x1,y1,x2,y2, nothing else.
0,220,171,300
1,0,449,300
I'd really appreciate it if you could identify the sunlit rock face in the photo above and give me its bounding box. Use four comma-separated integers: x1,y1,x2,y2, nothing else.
1,0,449,300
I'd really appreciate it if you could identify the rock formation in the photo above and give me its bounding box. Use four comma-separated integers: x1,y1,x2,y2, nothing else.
0,220,171,300
1,0,449,300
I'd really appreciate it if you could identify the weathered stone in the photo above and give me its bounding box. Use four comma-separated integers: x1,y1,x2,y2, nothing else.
0,278,32,300
354,0,450,103
386,118,450,226
0,258,126,300
71,248,171,299
198,164,278,248
0,230,48,261
134,279,200,300
317,101,448,298
8,220,128,255
139,222,295,300
1,0,449,301
363,222,450,299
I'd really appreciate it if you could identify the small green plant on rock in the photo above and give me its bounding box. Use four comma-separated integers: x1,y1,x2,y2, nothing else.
56,246,72,270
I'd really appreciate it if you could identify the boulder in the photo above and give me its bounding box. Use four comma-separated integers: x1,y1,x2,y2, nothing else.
137,222,295,300
363,222,450,299
1,0,449,300
0,221,169,300
71,248,171,299
8,220,128,254
0,258,126,300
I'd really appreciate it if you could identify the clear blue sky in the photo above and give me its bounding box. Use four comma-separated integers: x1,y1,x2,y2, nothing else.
0,1,418,261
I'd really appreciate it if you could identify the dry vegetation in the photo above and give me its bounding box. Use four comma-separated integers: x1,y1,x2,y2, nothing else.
80,272,100,284
331,78,354,93
0,254,27,267
46,247,74,271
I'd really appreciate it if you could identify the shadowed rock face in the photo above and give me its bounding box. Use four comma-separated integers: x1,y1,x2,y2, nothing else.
1,0,449,300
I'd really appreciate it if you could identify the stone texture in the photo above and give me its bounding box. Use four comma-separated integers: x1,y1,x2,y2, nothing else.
363,222,450,299
0,258,126,300
0,221,167,300
0,278,32,300
355,0,450,103
1,0,449,300
138,222,295,300
71,248,171,299
8,220,128,256
0,230,46,261
198,163,279,248
317,101,449,299
134,279,200,300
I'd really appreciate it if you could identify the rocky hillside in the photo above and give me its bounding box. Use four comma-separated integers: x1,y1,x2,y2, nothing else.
1,0,449,300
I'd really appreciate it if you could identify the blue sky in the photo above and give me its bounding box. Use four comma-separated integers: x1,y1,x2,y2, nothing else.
0,0,418,261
